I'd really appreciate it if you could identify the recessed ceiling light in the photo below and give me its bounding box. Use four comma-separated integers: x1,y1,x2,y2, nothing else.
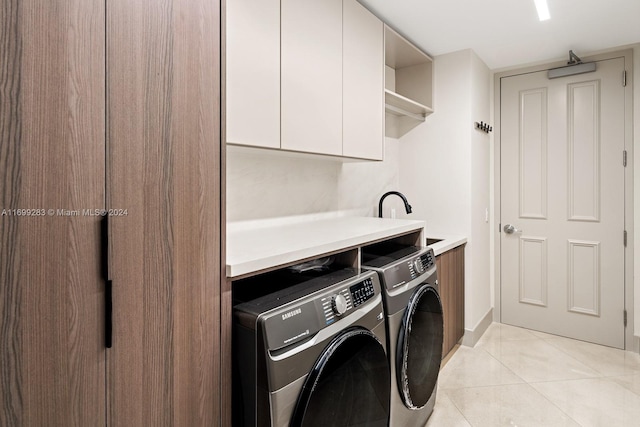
534,0,550,21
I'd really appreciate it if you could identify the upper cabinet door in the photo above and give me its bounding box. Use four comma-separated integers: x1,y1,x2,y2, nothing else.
227,0,280,148
343,0,384,160
281,0,343,156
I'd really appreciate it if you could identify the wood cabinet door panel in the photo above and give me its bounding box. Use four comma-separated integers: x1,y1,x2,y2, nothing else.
107,0,222,424
454,246,465,344
436,253,450,355
0,0,106,425
2,0,223,424
437,245,465,358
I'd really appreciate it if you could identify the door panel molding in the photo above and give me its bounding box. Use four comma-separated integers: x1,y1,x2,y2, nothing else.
519,236,548,307
567,239,601,316
567,80,601,222
519,88,548,219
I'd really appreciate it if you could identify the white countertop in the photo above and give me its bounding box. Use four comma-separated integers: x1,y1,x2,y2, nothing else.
227,215,426,278
426,234,467,256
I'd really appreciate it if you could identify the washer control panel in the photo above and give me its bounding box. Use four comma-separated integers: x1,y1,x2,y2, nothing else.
319,276,376,325
349,277,376,308
321,288,352,325
259,271,382,350
330,293,349,316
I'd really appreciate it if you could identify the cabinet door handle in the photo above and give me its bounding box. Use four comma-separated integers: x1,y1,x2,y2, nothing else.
102,216,113,348
105,279,113,348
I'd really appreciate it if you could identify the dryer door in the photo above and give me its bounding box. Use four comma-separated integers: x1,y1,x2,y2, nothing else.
290,327,390,427
397,284,443,409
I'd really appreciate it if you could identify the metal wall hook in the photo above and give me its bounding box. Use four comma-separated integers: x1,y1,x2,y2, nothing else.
475,121,492,133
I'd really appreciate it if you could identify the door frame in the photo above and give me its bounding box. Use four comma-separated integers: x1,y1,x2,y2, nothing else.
492,48,635,350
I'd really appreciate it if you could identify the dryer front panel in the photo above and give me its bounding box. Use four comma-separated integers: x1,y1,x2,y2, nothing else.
396,285,443,409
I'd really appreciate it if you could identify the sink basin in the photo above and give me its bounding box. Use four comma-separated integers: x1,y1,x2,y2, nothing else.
426,238,443,246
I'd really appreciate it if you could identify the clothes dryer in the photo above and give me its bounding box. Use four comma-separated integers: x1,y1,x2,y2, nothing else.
362,242,443,427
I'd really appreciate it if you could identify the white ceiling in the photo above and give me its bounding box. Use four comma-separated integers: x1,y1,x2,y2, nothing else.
359,0,640,69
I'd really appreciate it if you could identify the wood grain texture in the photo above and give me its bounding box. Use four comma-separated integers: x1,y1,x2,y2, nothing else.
0,1,24,422
0,0,106,425
106,0,222,424
454,245,465,346
437,244,465,358
220,1,231,422
437,252,450,356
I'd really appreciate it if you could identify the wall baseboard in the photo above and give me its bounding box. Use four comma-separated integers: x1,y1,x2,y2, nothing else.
462,307,493,347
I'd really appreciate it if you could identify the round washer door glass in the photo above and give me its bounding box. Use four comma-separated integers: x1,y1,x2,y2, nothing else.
290,327,390,427
397,284,443,409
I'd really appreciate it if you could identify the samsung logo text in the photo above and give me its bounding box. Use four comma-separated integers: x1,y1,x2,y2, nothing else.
282,308,302,320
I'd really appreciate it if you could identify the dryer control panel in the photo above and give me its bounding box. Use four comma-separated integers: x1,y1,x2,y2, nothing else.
408,251,435,279
362,247,437,293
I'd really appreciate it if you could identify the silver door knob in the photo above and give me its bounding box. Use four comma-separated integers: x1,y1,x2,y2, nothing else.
503,224,522,234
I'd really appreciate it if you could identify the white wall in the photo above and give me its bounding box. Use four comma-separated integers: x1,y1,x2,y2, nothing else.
337,138,404,215
469,51,492,333
398,49,492,334
398,51,471,233
226,139,402,222
227,146,340,221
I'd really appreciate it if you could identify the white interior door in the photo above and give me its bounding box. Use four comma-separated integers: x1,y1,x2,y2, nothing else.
500,57,626,348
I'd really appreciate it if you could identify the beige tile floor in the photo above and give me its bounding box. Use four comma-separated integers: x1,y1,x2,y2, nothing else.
426,322,640,427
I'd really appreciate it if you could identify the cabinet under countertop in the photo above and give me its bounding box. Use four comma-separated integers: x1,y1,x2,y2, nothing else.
436,243,466,358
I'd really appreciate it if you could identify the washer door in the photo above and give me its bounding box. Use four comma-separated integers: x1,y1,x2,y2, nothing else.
396,284,443,409
290,327,390,427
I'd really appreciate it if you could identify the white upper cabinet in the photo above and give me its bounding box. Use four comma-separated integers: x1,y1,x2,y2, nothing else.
226,0,386,159
281,0,343,156
343,0,384,160
226,0,280,148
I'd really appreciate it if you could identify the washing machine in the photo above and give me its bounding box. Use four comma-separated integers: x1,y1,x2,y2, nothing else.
361,242,443,427
233,267,390,427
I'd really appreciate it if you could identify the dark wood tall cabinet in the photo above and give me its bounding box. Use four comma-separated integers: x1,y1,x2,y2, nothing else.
0,0,224,425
